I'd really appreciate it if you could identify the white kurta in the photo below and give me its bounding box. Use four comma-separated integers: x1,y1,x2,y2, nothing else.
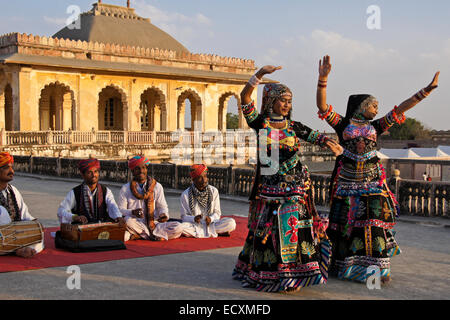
57,185,122,224
118,181,182,241
0,185,44,254
180,185,236,238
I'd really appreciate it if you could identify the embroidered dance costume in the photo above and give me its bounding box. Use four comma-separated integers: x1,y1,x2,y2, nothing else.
232,84,332,292
319,95,403,283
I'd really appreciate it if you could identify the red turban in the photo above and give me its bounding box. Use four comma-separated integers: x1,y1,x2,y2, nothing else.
128,156,150,170
0,152,14,168
78,158,100,174
190,164,207,179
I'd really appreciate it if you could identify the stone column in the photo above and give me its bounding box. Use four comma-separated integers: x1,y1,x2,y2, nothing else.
129,80,142,132
0,89,5,130
178,102,185,130
80,76,100,131
167,81,178,132
62,92,73,130
154,106,161,131
0,128,6,146
39,98,50,131
15,67,38,131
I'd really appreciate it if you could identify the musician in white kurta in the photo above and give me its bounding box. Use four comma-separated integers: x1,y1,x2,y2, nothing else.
180,164,236,238
0,152,44,257
57,159,123,225
57,185,123,224
118,156,183,241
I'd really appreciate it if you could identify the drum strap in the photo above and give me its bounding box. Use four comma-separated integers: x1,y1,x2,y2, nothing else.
0,185,20,222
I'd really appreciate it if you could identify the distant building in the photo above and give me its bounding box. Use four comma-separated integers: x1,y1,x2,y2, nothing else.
431,130,450,144
0,1,259,135
0,1,281,162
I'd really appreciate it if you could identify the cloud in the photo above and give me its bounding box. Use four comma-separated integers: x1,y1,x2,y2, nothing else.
282,30,402,67
252,30,449,131
43,16,68,28
132,0,213,47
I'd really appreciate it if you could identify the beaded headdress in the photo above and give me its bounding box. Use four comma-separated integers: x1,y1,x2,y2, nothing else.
261,83,292,119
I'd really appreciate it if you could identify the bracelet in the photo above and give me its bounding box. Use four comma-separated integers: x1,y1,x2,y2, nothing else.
393,106,406,125
318,79,327,88
413,88,430,102
318,105,333,120
248,75,262,87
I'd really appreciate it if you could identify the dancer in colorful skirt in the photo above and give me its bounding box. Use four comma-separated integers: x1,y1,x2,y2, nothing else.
232,65,343,292
316,55,439,283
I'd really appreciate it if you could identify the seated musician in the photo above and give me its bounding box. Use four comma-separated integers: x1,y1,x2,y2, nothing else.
0,152,44,258
117,155,184,241
57,158,125,227
180,164,236,238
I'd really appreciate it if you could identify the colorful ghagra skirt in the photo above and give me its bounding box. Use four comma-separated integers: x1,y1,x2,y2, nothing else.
327,161,401,283
233,169,331,292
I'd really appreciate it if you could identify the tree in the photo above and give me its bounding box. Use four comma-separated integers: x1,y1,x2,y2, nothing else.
386,118,431,140
226,113,239,129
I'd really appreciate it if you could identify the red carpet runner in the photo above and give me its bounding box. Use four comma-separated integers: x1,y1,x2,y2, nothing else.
0,216,247,273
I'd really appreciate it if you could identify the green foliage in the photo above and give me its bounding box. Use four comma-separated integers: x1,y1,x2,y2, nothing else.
387,118,431,140
226,113,239,129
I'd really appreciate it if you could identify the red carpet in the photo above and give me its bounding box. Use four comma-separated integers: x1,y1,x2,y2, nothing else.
0,216,247,273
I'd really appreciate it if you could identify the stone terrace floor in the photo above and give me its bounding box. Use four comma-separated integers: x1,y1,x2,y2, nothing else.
0,174,448,300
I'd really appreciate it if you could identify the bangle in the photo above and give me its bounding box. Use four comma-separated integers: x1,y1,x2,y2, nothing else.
393,106,406,125
413,88,430,102
248,75,262,87
318,105,333,120
318,79,327,88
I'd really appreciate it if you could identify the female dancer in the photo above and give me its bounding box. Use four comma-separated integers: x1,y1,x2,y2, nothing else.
232,65,343,292
316,55,439,283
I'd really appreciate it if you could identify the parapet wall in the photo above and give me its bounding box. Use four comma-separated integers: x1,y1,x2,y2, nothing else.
0,33,255,74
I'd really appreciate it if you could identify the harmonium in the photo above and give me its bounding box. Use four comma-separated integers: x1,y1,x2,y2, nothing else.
60,222,125,242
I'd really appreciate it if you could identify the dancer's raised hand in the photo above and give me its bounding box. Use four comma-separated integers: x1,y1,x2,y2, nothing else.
425,71,440,93
256,65,282,78
242,65,282,104
319,55,332,79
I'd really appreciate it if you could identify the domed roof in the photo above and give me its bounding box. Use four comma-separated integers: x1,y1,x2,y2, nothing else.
53,2,189,54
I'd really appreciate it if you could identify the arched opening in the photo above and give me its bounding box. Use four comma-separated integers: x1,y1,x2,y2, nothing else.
4,84,13,131
98,86,126,131
177,90,202,131
39,82,75,131
218,92,241,131
140,87,167,131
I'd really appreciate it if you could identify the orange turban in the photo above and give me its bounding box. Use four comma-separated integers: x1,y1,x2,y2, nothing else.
0,152,14,168
78,158,100,174
128,155,150,170
190,164,207,179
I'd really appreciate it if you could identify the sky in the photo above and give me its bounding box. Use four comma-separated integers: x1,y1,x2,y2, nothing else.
0,0,449,131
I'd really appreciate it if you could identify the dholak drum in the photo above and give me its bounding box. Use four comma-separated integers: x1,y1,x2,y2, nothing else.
0,220,44,254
